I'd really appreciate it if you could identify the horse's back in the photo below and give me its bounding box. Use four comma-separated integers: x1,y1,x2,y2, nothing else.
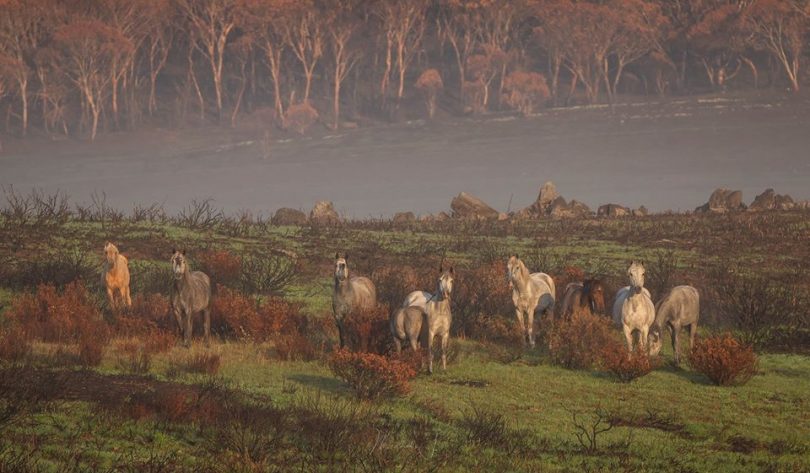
657,285,699,325
403,290,431,310
190,271,212,310
392,306,426,341
531,273,555,300
350,276,377,309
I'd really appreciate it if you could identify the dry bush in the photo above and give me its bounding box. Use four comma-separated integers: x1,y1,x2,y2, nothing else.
211,285,263,340
328,349,416,400
263,298,319,361
120,293,172,334
688,333,758,386
0,327,32,362
174,352,222,376
503,70,550,116
197,250,242,288
4,250,96,291
7,281,108,344
238,253,297,295
116,342,152,375
553,266,586,301
78,333,105,367
547,312,615,369
372,264,429,310
599,341,659,382
341,304,391,354
415,68,443,119
468,315,525,363
285,102,319,134
453,262,512,338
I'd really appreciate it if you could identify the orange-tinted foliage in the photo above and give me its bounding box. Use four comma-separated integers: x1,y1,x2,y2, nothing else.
599,341,659,382
453,261,512,337
179,352,222,376
688,333,758,386
0,327,32,362
503,70,550,116
285,102,319,135
118,293,172,335
547,311,615,370
342,304,391,354
197,250,242,288
328,349,416,400
78,334,105,367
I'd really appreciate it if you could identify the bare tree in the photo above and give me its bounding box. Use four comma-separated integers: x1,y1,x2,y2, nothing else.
374,0,429,106
744,0,808,92
325,3,363,130
281,1,324,103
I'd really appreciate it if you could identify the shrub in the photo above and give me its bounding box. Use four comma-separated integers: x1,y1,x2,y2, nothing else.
4,250,96,290
78,333,105,367
197,250,242,288
179,352,222,376
469,315,525,363
371,264,427,310
238,253,297,295
599,341,659,382
328,349,416,400
211,285,264,340
688,333,758,386
453,262,512,338
285,102,319,134
547,312,614,370
0,327,32,362
7,281,107,344
116,342,152,375
503,70,550,116
415,69,443,119
120,293,172,334
459,405,510,449
341,305,391,354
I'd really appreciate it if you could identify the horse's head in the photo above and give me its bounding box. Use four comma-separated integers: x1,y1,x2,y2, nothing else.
506,255,521,289
437,265,454,300
104,242,119,264
171,249,187,280
583,279,606,314
334,253,348,281
627,261,645,290
648,327,662,356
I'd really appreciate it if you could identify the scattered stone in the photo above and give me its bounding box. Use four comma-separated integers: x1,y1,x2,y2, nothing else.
393,211,416,223
451,192,499,220
598,203,630,217
749,188,795,211
310,200,340,225
695,188,746,213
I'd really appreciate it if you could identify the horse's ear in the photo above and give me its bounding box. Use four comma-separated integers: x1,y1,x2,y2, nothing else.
335,252,340,260
181,249,186,256
449,266,454,275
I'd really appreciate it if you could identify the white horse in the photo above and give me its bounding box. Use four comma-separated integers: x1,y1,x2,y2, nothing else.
506,255,555,347
402,265,454,373
332,253,377,348
612,261,655,352
649,285,700,366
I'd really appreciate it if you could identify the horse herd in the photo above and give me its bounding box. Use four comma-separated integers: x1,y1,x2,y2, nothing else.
101,243,700,371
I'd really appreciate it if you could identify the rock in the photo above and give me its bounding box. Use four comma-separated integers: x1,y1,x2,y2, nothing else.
632,206,649,217
310,200,340,225
695,188,746,213
451,192,499,220
521,181,559,217
546,197,591,219
435,211,451,222
796,200,810,210
498,212,509,221
598,203,630,217
749,188,795,211
393,211,416,223
271,207,308,226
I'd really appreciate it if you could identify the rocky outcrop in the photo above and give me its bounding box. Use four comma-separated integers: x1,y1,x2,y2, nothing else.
393,211,416,223
310,200,340,225
548,197,592,219
517,181,591,219
632,206,649,217
749,189,795,211
598,203,630,217
695,188,746,213
451,192,499,220
271,208,308,226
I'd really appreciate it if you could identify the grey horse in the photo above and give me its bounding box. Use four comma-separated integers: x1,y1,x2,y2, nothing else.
332,253,377,348
170,249,212,347
390,305,428,354
649,285,700,365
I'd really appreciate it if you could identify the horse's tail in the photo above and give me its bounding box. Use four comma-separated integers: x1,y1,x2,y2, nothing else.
392,308,407,340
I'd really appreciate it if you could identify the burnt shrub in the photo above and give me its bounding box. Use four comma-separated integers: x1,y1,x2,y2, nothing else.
78,333,106,367
238,253,297,296
120,293,173,333
646,249,680,301
284,102,319,135
211,285,265,341
129,261,172,297
372,264,430,310
547,312,615,370
688,333,758,386
468,315,525,363
4,249,97,290
599,341,660,383
452,262,511,338
0,327,32,362
171,352,222,376
341,305,391,354
328,349,416,400
116,342,152,375
197,250,242,289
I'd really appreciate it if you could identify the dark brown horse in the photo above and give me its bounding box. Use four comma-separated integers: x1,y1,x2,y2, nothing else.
559,278,607,318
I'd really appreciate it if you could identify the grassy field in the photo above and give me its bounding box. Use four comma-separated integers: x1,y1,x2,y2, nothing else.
1,198,809,472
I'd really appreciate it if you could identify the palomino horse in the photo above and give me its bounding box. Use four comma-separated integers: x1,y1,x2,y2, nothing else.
332,253,377,348
506,255,555,347
400,265,454,373
390,305,427,354
612,261,655,352
649,285,700,366
560,279,607,318
102,242,132,310
170,249,212,347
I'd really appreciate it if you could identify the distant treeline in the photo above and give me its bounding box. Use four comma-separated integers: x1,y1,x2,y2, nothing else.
0,0,807,140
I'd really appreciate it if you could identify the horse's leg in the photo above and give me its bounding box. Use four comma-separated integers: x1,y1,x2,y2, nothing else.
123,285,132,308
106,287,116,312
427,331,435,374
336,320,345,349
184,310,193,348
689,323,698,352
514,308,526,345
671,324,681,366
394,338,402,354
441,332,449,370
203,308,211,348
623,325,634,352
640,327,650,353
527,304,537,348
173,305,183,335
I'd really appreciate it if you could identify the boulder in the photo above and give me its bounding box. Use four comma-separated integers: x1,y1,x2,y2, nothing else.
632,206,649,217
598,203,630,217
436,211,451,222
310,200,340,225
749,188,795,211
451,192,499,220
271,207,308,226
548,198,591,218
695,188,746,213
393,211,416,223
521,181,559,216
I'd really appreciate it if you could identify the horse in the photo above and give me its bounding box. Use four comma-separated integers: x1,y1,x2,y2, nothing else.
559,278,607,318
390,305,428,354
102,242,132,311
649,285,700,366
332,253,377,348
506,255,555,347
170,249,212,347
612,261,655,353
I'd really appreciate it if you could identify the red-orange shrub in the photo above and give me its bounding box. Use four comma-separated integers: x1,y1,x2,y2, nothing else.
7,282,107,344
372,265,428,310
503,70,550,116
688,333,758,386
116,342,151,374
78,333,105,367
180,352,222,375
553,266,586,300
547,312,615,369
126,293,172,331
211,285,264,340
197,250,242,288
599,341,660,382
144,331,176,354
0,327,32,362
453,262,512,337
342,305,391,354
468,315,525,363
328,349,416,400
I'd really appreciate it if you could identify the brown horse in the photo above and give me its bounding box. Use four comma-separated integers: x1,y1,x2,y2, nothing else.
102,242,132,310
559,278,607,318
